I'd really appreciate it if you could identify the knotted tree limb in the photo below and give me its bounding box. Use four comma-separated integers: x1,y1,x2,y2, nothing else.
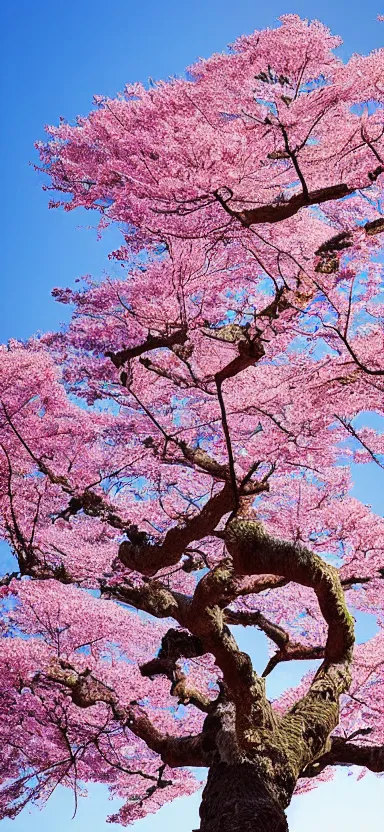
104,566,279,730
224,518,354,665
236,569,384,676
103,575,276,721
102,589,218,715
224,516,355,774
187,558,278,746
141,628,214,713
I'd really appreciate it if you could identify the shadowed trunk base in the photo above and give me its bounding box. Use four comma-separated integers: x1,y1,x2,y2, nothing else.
198,763,289,832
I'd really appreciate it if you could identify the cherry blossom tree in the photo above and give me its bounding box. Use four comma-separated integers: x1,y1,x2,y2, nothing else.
1,14,384,832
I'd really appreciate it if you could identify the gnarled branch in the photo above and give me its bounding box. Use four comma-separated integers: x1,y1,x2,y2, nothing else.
188,559,277,745
224,515,354,770
118,483,234,576
45,660,208,768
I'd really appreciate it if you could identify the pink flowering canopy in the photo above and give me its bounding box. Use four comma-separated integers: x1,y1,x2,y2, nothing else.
1,14,384,831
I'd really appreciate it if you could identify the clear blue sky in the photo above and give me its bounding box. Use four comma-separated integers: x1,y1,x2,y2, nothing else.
0,1,383,830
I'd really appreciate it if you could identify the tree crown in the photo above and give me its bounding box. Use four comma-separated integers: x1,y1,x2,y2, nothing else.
1,13,384,826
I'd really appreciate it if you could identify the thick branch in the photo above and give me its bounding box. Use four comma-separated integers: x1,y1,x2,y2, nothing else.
169,672,215,713
177,442,229,480
101,579,190,624
118,483,234,575
105,328,187,368
45,660,208,768
365,216,384,236
237,184,352,225
225,518,354,666
214,337,265,385
302,736,384,777
188,559,277,745
224,515,354,769
233,172,383,227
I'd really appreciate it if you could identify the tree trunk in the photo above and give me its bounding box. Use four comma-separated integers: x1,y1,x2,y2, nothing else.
198,763,289,832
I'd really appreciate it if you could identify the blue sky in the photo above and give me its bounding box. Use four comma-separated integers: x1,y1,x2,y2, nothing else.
0,1,383,830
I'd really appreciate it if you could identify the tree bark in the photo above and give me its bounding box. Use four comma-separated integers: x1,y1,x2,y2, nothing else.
199,763,289,832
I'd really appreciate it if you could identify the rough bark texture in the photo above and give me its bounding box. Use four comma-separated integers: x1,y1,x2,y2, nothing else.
199,763,289,832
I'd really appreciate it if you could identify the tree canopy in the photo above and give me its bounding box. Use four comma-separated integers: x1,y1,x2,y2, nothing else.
1,14,384,830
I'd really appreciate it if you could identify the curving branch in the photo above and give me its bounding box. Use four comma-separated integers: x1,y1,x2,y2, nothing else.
55,490,127,529
45,659,209,768
188,559,278,745
224,517,354,666
141,628,214,713
224,514,355,772
225,589,374,678
118,482,234,575
365,216,384,235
